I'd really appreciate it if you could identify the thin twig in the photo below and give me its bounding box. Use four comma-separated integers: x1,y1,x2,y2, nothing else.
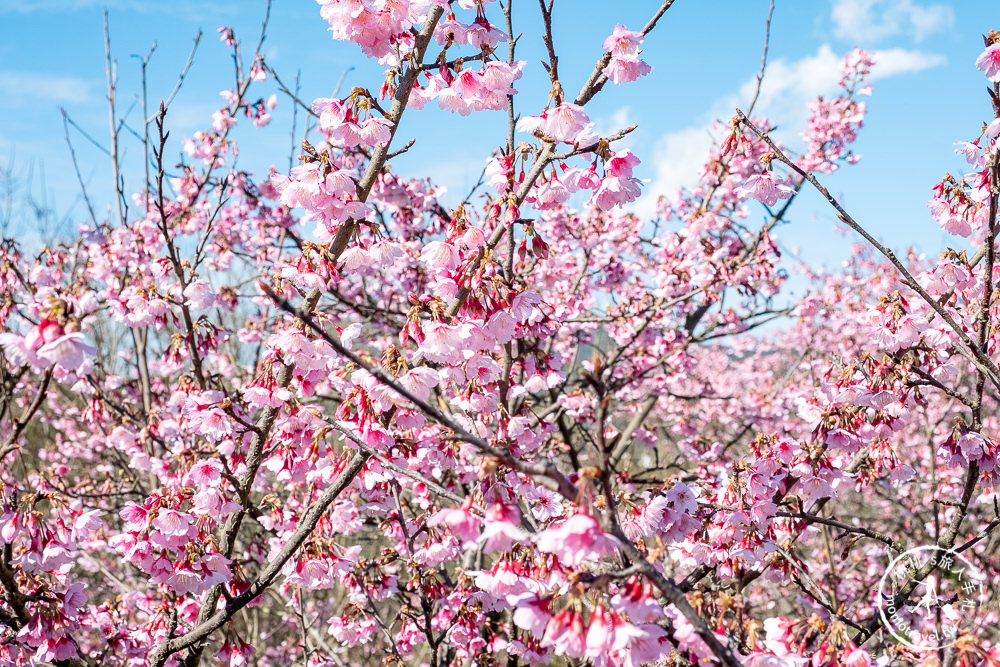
61,109,99,227
147,31,202,124
104,10,126,226
744,0,774,118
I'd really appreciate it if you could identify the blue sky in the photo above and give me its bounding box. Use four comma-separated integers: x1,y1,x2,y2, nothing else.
0,0,995,276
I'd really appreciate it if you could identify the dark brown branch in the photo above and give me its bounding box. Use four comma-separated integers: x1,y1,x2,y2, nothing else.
148,451,370,666
776,511,904,553
0,367,53,463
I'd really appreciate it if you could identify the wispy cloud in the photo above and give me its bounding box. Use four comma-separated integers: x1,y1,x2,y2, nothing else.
0,71,94,106
1,0,236,20
634,45,946,216
830,0,955,44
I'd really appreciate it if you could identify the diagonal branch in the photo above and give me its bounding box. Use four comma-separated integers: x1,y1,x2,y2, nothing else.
147,451,370,666
264,286,580,501
736,110,1000,393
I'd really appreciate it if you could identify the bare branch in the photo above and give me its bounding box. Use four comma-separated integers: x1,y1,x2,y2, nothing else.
147,31,203,124
60,109,99,227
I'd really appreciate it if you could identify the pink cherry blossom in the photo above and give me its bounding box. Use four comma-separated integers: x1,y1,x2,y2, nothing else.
534,513,617,566
977,41,1000,81
480,502,527,552
183,280,216,309
602,24,652,84
735,172,795,206
517,103,590,143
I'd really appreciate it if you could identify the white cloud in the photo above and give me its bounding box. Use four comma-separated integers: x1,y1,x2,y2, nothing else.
0,71,93,106
634,45,945,217
871,48,947,77
593,106,639,155
830,0,955,44
736,45,842,114
634,125,716,216
595,106,634,136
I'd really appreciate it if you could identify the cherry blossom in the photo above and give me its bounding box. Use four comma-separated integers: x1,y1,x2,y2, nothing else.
977,38,1000,82
602,24,652,84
